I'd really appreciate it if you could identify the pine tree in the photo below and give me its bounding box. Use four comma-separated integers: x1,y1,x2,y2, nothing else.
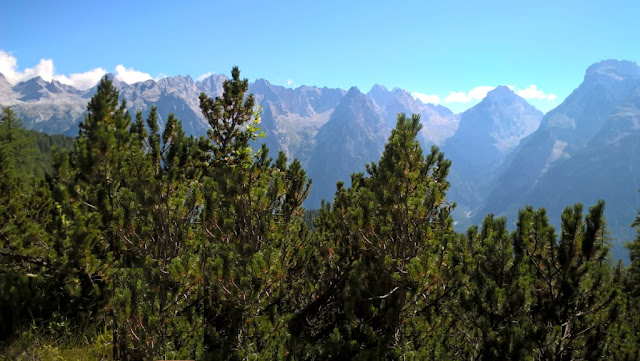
513,202,618,360
0,107,57,341
627,204,640,297
291,113,457,359
199,67,311,360
453,215,535,360
45,76,135,358
609,202,640,359
111,107,204,360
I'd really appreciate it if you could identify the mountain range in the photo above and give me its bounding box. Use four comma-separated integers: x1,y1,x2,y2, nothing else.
470,60,640,259
0,70,460,208
1,59,639,259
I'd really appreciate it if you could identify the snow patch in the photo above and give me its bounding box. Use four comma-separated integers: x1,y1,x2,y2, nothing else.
542,140,568,174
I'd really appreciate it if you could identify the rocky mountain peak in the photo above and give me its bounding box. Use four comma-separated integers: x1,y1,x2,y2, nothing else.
345,86,362,97
157,75,197,94
195,73,227,97
585,59,640,82
367,84,388,97
483,85,516,103
252,78,274,92
391,87,412,97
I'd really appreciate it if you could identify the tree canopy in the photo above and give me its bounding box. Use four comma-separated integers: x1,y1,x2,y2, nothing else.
0,71,639,360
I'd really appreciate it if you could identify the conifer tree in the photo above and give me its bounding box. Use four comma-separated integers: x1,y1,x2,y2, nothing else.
199,67,311,360
627,205,640,297
111,107,204,360
609,204,640,360
453,215,535,360
0,107,55,340
513,202,618,360
291,113,457,359
46,76,136,358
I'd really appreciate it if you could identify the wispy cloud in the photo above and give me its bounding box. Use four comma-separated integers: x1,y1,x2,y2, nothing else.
0,49,160,90
115,65,152,84
444,86,495,103
0,49,54,84
443,85,557,103
197,72,214,81
287,79,293,86
55,68,107,90
411,92,441,104
514,85,557,100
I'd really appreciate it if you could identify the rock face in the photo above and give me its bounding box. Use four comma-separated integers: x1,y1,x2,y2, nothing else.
306,87,388,208
6,76,88,135
248,78,346,167
115,75,207,135
1,73,226,135
2,60,639,258
0,72,457,208
442,86,543,212
471,60,640,259
367,84,458,146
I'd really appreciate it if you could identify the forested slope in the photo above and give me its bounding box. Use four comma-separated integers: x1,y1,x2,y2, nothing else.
1,69,640,360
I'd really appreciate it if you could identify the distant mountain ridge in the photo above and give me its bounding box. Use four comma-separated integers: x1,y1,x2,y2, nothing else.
367,84,458,146
471,59,640,259
443,85,543,217
0,71,459,208
306,87,389,207
4,61,639,260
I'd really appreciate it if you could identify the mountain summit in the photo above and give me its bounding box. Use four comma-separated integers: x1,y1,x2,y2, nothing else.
306,87,388,207
474,60,640,258
442,85,543,215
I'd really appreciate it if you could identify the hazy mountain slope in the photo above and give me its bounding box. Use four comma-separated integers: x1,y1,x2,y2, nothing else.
4,77,89,135
249,78,345,165
473,60,640,258
443,86,542,213
305,87,388,207
367,84,458,146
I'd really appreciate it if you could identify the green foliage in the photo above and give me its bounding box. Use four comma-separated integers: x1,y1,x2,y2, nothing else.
289,114,457,359
30,131,74,177
1,71,637,360
513,202,618,360
453,215,535,360
609,202,640,360
0,107,58,341
198,68,311,359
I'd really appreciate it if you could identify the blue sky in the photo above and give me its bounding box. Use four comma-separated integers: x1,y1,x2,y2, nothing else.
1,0,638,113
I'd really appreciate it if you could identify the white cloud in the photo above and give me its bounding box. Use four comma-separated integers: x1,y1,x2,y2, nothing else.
287,79,293,86
444,86,494,103
115,64,152,84
411,92,441,104
444,85,557,103
197,72,214,81
54,68,107,90
0,49,104,89
0,49,161,90
515,85,557,101
0,49,54,83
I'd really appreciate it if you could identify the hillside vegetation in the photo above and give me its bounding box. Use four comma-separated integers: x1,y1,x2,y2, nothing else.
1,68,640,360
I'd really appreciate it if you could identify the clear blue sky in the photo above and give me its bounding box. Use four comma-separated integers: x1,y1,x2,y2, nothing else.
1,0,639,113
